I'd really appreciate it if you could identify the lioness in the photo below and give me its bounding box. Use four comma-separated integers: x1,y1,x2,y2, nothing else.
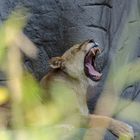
41,39,134,139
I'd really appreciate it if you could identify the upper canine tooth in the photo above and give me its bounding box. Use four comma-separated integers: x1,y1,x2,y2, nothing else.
91,49,95,55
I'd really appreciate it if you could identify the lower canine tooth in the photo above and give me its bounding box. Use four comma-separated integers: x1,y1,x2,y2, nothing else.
97,48,101,54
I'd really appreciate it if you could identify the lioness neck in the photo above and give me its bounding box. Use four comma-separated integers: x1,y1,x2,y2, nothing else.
41,69,89,116
60,71,89,116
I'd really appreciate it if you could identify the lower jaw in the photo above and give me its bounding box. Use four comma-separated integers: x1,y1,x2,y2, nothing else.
87,75,101,82
84,68,101,82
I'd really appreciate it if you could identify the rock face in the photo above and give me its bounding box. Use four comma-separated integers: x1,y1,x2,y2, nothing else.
0,0,140,139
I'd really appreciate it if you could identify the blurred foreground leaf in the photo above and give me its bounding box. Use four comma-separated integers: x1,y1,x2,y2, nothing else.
119,134,132,140
0,87,9,105
114,59,140,92
0,131,11,140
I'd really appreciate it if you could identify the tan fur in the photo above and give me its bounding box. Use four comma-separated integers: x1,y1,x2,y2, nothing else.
41,40,134,139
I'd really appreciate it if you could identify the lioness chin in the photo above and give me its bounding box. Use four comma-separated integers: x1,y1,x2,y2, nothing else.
41,39,134,139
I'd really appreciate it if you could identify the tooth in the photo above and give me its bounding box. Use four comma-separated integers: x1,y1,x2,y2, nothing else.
91,49,95,55
97,48,101,54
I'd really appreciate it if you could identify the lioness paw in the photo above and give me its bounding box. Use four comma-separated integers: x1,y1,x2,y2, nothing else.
109,119,134,140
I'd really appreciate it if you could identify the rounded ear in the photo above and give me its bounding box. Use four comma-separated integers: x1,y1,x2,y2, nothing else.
49,57,65,69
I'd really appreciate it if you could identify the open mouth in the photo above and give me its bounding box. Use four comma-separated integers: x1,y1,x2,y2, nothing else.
84,44,102,81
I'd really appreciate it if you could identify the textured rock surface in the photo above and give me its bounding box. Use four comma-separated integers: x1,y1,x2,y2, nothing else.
0,0,140,139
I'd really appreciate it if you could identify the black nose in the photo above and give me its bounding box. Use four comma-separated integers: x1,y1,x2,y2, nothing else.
88,39,95,43
94,42,99,47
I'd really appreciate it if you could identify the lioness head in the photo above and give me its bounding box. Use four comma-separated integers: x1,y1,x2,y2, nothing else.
50,39,102,81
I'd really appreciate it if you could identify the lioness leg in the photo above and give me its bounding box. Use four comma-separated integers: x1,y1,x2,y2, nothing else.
88,115,134,139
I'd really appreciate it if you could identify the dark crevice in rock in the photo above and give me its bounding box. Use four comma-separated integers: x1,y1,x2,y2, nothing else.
30,11,56,15
114,83,140,116
128,20,138,23
83,3,112,8
87,24,107,32
0,79,7,82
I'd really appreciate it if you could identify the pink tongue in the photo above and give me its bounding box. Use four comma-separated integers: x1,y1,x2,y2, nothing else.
85,63,102,77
